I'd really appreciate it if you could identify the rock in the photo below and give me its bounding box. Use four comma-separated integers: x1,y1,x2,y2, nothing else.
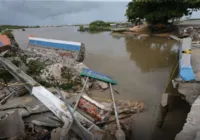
0,110,25,139
137,34,149,39
51,127,61,140
184,26,193,33
129,24,150,34
34,126,44,133
26,57,39,64
175,95,200,140
0,93,6,100
74,63,88,73
75,63,94,90
75,63,109,89
96,80,108,90
76,43,85,62
40,63,63,82
116,100,145,114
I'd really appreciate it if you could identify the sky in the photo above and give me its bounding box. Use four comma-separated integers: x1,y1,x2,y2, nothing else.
0,0,130,26
0,0,199,26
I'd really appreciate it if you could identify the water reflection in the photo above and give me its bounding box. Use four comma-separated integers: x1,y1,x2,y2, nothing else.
124,37,178,72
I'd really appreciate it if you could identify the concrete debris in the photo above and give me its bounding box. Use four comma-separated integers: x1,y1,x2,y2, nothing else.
0,108,30,118
175,95,200,140
23,123,51,140
72,94,112,123
116,100,145,114
0,110,25,139
75,63,109,90
179,26,200,41
104,115,133,139
0,77,144,140
51,127,61,140
24,112,62,127
0,35,145,140
96,80,109,90
51,128,81,140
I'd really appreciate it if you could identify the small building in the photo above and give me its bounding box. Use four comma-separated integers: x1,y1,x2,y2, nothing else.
110,24,117,28
0,35,11,52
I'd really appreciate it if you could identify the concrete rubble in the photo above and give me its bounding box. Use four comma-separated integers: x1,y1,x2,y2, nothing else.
176,96,200,140
178,26,200,41
171,26,200,140
0,34,145,139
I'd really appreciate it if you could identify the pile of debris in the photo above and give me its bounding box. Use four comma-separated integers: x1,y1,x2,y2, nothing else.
178,26,200,41
0,82,144,139
0,33,145,139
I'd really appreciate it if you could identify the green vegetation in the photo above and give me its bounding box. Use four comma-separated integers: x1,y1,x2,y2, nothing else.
2,30,20,57
59,66,82,91
79,20,111,32
36,79,53,88
26,60,46,75
89,20,110,31
78,25,85,32
0,25,40,32
126,0,200,24
12,59,21,67
0,70,14,84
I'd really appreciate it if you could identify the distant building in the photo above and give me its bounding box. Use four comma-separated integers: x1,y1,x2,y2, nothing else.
110,24,117,28
0,35,11,52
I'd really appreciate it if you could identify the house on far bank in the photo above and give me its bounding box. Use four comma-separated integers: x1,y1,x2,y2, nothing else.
0,35,11,53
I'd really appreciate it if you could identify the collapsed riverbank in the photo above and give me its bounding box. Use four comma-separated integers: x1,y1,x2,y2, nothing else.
2,26,183,140
0,30,146,139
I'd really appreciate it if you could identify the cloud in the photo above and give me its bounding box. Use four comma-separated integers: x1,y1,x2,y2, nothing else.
191,11,200,19
0,0,129,25
1,0,100,19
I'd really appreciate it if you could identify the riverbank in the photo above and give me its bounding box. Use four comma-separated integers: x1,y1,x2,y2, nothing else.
0,31,146,139
166,22,200,140
8,26,182,140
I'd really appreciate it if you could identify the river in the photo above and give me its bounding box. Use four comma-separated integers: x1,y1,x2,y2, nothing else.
13,26,184,140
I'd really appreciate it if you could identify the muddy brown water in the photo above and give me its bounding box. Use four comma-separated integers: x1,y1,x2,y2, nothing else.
13,27,186,140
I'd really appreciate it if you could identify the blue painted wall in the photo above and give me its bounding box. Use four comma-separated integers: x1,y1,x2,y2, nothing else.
179,45,195,81
29,39,81,51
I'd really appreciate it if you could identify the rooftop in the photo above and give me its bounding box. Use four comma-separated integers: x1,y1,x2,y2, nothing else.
0,35,11,47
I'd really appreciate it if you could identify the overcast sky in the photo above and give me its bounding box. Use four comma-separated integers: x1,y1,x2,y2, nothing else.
0,0,199,26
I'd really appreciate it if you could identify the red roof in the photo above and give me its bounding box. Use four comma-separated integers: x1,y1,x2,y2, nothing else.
0,35,11,47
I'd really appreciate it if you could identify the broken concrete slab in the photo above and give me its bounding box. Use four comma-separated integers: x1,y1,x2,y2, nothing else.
0,108,30,118
0,110,25,139
24,112,62,127
0,95,49,114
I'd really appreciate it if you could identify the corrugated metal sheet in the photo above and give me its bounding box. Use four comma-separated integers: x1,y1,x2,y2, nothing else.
0,35,11,47
29,37,81,51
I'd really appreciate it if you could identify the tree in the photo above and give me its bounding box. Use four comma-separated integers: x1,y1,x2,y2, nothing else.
79,25,85,31
126,0,200,24
89,20,110,31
